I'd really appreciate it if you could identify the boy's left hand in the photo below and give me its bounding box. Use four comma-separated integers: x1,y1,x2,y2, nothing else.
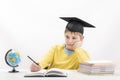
72,41,82,50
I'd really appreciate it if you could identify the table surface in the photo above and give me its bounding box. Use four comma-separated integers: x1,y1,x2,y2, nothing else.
0,69,120,80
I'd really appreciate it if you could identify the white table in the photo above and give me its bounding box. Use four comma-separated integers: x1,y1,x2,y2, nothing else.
0,69,120,80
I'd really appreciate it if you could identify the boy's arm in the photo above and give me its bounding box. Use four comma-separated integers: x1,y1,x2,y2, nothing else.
39,46,56,69
74,47,90,63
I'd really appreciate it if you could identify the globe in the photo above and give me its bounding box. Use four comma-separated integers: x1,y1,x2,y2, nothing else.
5,49,21,73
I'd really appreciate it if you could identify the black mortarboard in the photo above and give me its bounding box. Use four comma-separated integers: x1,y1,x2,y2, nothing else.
60,17,95,34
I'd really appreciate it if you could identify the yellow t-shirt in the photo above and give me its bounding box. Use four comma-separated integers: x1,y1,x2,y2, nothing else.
39,44,90,70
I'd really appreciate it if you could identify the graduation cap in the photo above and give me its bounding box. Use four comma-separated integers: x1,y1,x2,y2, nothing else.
60,17,95,34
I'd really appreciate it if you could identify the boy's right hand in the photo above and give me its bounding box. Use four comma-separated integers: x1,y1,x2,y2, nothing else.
30,63,41,72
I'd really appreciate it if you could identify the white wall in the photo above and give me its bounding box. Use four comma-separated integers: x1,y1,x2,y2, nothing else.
0,0,120,70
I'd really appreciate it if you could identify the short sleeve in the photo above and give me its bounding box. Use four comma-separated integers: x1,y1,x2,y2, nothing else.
39,46,56,69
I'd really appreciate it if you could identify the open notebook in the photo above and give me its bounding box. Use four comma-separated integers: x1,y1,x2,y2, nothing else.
24,68,67,77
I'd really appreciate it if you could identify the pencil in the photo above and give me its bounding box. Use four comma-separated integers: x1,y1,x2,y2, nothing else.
27,56,39,65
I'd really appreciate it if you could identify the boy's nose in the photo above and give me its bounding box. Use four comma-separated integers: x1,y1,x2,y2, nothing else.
68,39,73,43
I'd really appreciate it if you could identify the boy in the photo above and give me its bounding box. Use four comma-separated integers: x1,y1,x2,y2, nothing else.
30,17,95,72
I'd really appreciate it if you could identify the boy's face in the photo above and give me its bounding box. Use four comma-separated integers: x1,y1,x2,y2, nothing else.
64,31,84,50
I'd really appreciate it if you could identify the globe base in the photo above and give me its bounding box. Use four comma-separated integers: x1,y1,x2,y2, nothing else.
9,67,19,73
9,70,19,73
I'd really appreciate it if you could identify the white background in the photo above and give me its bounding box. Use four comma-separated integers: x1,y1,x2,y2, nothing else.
0,0,120,70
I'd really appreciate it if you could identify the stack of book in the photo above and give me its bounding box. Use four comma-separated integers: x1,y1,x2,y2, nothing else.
78,60,115,74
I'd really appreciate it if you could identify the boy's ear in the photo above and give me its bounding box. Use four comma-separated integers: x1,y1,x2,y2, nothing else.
80,35,84,41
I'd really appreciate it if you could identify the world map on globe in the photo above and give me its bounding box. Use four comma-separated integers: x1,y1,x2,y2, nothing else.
5,50,21,67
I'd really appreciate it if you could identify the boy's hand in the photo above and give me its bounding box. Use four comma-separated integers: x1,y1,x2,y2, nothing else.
72,41,82,50
30,63,41,72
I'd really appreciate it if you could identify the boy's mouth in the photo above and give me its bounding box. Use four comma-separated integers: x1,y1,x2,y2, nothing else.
66,43,74,46
66,45,74,50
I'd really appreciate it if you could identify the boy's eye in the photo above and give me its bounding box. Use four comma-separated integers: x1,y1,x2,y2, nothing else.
66,35,69,39
72,37,76,39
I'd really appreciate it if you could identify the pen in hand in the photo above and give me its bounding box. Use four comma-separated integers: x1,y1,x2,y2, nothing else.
27,56,39,65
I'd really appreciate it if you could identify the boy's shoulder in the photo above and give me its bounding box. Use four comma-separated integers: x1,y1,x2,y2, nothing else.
51,44,64,49
75,47,89,53
53,44,64,47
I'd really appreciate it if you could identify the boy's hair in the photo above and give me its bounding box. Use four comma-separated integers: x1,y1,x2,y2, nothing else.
64,28,83,36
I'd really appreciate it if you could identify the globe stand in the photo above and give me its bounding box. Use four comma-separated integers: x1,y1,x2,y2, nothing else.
9,67,19,73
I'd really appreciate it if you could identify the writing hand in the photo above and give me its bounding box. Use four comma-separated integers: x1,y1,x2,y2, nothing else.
30,63,41,72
